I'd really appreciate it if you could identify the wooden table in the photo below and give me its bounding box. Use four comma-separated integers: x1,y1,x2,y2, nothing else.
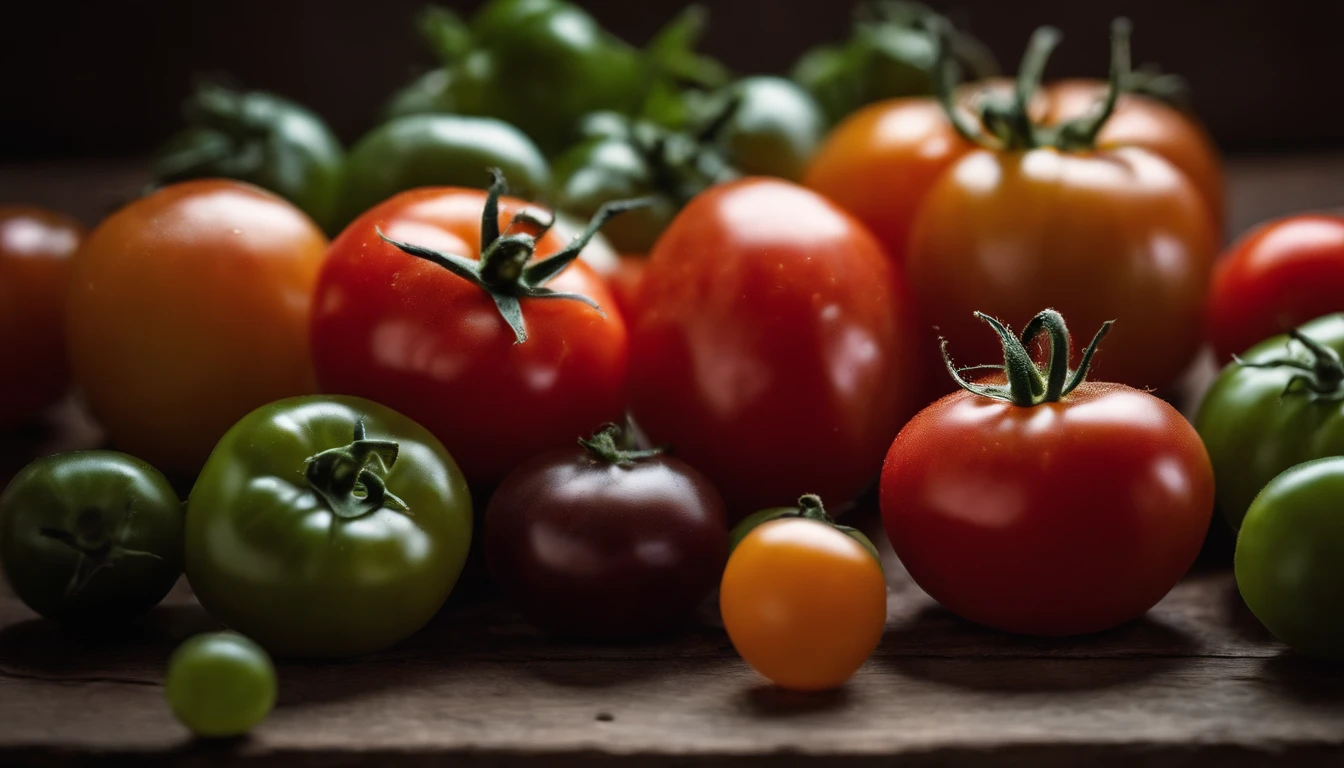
3,157,1344,767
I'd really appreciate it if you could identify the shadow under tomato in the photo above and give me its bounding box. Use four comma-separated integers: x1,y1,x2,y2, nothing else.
0,602,220,676
738,683,854,717
874,605,1196,693
1256,652,1344,705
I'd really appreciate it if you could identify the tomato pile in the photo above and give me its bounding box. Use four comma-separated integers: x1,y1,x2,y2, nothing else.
3,0,1344,733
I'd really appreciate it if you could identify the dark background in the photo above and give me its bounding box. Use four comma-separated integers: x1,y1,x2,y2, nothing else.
2,0,1341,159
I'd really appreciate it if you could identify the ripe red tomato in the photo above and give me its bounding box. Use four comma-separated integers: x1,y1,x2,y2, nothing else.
311,175,632,490
628,178,921,518
604,254,647,324
881,310,1213,636
1206,214,1344,360
0,207,83,428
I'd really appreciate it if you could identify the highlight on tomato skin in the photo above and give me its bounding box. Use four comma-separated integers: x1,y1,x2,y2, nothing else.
880,309,1214,637
720,497,887,692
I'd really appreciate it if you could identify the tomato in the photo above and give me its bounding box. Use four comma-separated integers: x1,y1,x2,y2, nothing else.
67,180,326,474
1236,457,1344,660
720,514,887,691
337,114,550,231
604,254,648,329
155,84,344,235
185,395,472,658
806,25,1223,288
881,310,1213,636
0,207,82,428
628,178,921,518
1042,78,1223,231
729,494,880,563
717,76,826,181
1195,314,1344,530
906,25,1217,393
792,2,997,125
484,423,728,638
0,451,182,624
312,172,636,491
165,633,276,737
804,98,969,263
1206,215,1344,361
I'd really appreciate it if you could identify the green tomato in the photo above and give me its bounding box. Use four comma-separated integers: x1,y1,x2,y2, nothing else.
1236,457,1344,660
728,495,881,566
719,77,826,182
0,451,182,624
552,135,679,254
1195,313,1344,530
337,114,550,230
155,84,344,235
383,69,456,122
166,632,276,737
184,396,472,658
452,0,646,155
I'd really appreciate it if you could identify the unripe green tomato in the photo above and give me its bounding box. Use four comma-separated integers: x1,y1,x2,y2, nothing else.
165,632,276,737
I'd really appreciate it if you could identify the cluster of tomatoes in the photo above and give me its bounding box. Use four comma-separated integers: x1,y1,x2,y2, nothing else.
3,0,1344,738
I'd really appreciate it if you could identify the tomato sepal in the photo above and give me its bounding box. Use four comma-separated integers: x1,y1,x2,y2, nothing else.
729,494,881,567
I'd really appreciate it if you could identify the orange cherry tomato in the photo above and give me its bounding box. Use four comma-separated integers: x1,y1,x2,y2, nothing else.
720,517,887,691
0,207,83,427
1206,214,1344,361
67,180,327,473
1043,79,1223,232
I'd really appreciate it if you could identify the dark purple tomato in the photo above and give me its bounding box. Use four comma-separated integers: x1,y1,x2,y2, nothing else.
484,424,729,638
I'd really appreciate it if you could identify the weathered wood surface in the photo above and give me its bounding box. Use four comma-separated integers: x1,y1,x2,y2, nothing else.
2,158,1344,766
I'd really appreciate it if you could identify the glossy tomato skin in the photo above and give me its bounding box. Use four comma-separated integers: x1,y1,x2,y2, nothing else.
720,518,887,691
185,396,472,658
0,451,183,624
337,114,551,231
629,178,921,518
0,208,83,428
881,383,1213,636
484,445,728,638
804,98,970,263
67,181,327,474
1043,80,1224,231
1195,314,1344,530
1236,457,1344,660
908,147,1217,393
1206,215,1344,361
311,187,628,491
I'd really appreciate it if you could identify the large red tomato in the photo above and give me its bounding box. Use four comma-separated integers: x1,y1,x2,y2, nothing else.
628,178,921,519
311,174,634,490
881,310,1213,636
0,207,83,428
1206,214,1344,360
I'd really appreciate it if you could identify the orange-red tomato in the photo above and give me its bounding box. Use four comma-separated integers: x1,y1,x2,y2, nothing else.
1043,79,1223,232
806,81,1224,265
907,147,1217,392
0,208,83,427
67,180,327,473
720,517,887,691
605,254,647,325
1206,214,1344,360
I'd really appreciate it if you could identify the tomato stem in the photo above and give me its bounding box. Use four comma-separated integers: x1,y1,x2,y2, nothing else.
1234,327,1344,400
377,169,650,344
579,423,665,467
39,504,162,598
305,419,410,520
943,309,1113,406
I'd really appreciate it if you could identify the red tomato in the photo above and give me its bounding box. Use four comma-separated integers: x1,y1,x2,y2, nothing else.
1206,214,1344,360
628,178,921,518
881,310,1213,636
0,208,83,427
605,254,647,324
311,178,631,490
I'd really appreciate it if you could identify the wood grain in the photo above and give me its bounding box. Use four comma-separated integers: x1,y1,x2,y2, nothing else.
3,157,1344,766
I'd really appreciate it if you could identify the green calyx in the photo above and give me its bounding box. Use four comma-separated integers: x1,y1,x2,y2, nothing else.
944,309,1113,407
305,420,408,520
40,505,162,598
578,423,664,467
379,169,650,344
581,104,740,208
730,495,883,566
935,18,1132,152
1235,328,1344,401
